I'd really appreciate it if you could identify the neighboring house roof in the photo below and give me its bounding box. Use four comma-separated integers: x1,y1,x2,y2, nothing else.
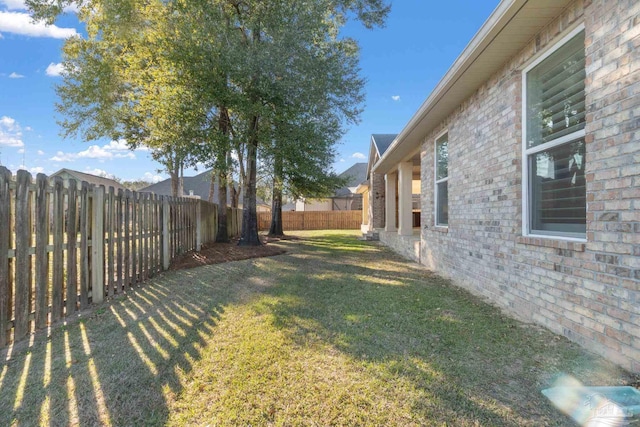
140,169,219,200
140,169,269,207
334,162,367,197
374,0,575,174
50,168,127,192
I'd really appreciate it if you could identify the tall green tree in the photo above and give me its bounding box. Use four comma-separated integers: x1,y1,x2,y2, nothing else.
196,0,389,245
28,0,390,246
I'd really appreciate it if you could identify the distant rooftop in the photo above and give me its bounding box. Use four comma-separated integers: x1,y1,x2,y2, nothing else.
335,162,368,196
50,168,127,192
140,169,215,200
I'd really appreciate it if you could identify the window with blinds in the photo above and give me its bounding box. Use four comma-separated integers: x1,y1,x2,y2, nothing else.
526,32,586,148
524,28,586,239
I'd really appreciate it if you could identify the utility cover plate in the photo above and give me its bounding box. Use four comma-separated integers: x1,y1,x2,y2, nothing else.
542,386,640,425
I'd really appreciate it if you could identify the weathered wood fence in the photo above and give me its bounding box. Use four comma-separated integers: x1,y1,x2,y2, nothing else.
257,210,361,231
0,167,241,349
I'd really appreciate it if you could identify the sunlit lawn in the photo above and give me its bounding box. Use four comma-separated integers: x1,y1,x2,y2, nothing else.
0,230,634,426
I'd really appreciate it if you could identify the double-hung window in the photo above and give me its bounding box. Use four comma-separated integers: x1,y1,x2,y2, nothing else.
523,26,586,239
435,133,448,227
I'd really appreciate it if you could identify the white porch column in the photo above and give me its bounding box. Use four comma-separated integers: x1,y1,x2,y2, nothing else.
384,172,397,232
398,161,413,236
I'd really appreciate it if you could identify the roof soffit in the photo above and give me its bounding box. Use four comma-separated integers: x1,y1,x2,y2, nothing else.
374,0,574,175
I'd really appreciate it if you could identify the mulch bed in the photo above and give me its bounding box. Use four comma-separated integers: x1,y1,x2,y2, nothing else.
168,235,293,271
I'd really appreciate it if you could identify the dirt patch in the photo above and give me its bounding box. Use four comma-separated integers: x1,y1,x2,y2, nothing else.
168,235,293,270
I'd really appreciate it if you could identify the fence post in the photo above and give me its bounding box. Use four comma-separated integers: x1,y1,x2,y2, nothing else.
162,197,170,270
0,166,10,347
196,200,202,251
91,185,105,304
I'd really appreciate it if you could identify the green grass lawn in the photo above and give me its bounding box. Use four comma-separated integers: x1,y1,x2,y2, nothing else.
0,230,634,426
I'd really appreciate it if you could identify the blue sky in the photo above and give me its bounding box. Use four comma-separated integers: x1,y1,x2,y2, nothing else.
0,0,498,182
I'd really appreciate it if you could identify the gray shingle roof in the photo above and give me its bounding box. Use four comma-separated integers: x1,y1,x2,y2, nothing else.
139,169,218,200
371,134,397,157
139,169,268,206
335,162,368,196
50,168,128,192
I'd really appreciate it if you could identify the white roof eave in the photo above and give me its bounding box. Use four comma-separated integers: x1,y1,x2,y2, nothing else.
373,0,573,175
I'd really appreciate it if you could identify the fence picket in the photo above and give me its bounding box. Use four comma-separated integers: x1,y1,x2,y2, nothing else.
131,191,138,285
116,189,123,293
91,186,105,304
66,180,78,315
142,193,148,281
51,177,64,322
35,174,49,328
0,167,11,346
107,187,115,297
80,182,90,309
14,171,31,340
151,194,157,276
124,190,131,290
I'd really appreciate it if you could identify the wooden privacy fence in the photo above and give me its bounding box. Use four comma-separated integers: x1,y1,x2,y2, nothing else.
258,210,362,231
0,167,241,349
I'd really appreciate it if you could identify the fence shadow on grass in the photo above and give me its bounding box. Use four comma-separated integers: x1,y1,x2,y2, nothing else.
261,234,632,425
0,262,251,426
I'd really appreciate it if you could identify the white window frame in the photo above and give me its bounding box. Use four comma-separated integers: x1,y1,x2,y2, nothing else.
434,130,448,228
521,24,586,242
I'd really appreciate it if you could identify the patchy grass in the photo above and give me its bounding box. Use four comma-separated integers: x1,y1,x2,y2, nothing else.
0,230,634,426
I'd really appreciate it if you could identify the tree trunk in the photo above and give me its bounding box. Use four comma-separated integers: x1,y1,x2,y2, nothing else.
238,115,261,246
234,143,245,209
179,163,184,196
228,150,239,208
169,168,179,198
208,171,215,202
268,153,284,237
216,171,229,243
216,106,231,243
230,184,239,208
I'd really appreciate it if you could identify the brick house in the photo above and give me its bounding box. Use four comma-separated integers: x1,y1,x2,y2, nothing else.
357,134,397,233
369,0,639,372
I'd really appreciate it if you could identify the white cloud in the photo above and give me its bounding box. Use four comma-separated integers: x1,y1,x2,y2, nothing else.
45,62,64,77
142,172,164,183
0,11,78,39
37,149,44,155
50,151,73,162
30,166,45,174
49,139,140,162
351,152,366,160
76,145,135,160
17,148,25,154
391,95,400,101
9,72,24,78
339,158,345,163
0,115,24,147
